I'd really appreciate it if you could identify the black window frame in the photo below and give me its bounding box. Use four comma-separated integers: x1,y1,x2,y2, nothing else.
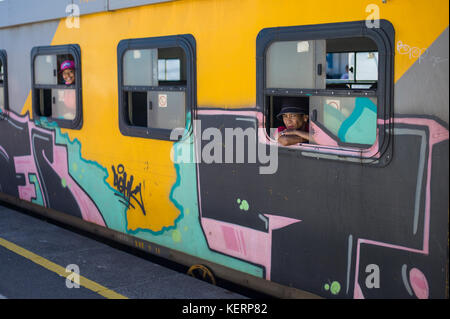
0,49,9,112
256,20,394,162
117,34,196,141
31,44,83,129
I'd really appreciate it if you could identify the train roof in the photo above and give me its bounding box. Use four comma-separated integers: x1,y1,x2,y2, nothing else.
0,0,175,29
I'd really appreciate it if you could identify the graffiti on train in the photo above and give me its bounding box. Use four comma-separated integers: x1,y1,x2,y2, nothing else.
111,164,146,216
1,109,448,299
0,111,108,225
195,110,449,299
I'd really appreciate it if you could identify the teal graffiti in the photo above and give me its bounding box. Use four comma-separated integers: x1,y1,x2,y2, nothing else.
338,97,377,145
36,118,127,232
29,174,44,206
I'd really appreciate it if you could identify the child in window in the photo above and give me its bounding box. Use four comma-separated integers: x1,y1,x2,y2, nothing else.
60,60,75,85
275,105,311,146
59,60,76,119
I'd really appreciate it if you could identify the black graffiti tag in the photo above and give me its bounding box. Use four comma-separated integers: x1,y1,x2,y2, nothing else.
112,164,146,216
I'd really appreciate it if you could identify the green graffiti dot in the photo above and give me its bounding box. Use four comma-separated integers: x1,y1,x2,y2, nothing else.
237,198,241,204
185,208,190,215
72,162,78,172
324,284,330,291
184,226,188,232
330,281,341,295
61,178,67,188
172,230,182,243
239,200,249,211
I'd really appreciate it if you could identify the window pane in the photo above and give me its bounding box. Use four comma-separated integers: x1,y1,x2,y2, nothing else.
51,88,76,120
147,91,185,130
158,59,166,81
165,59,180,81
310,95,377,146
0,60,3,83
326,52,354,80
325,37,378,89
356,52,378,81
266,40,326,89
0,86,4,111
123,49,158,86
35,55,58,85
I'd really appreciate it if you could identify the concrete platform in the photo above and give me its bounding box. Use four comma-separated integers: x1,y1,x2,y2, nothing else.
0,203,247,299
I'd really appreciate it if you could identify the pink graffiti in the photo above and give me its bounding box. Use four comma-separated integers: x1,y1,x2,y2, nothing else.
409,268,429,299
14,155,41,203
196,109,448,297
353,117,448,298
8,112,105,227
201,214,300,280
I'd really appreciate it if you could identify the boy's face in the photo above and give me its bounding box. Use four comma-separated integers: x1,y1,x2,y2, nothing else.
62,69,75,85
282,113,308,130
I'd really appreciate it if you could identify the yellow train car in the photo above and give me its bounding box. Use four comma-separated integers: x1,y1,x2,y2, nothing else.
0,0,448,298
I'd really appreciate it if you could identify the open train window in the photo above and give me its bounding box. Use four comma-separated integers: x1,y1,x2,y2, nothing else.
0,50,8,112
31,44,82,129
257,21,394,152
117,35,196,140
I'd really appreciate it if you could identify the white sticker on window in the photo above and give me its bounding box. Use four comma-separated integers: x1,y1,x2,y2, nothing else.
297,41,310,53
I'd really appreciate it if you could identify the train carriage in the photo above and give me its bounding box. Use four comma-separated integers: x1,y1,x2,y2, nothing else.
0,0,448,298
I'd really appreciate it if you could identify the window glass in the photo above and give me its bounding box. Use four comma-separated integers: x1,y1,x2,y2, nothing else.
32,45,82,129
158,59,181,81
118,35,195,140
123,46,187,130
355,52,378,81
266,40,326,89
0,59,4,111
0,59,4,83
0,87,4,112
310,96,377,145
34,55,58,85
123,49,158,86
34,54,76,120
51,89,77,120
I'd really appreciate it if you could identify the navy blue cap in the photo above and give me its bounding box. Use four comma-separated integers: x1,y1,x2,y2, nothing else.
276,106,308,119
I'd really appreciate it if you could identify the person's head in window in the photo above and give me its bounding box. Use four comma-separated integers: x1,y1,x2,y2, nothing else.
275,104,310,146
60,60,75,85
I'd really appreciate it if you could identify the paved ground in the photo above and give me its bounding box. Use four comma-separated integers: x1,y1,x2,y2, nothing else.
0,203,246,299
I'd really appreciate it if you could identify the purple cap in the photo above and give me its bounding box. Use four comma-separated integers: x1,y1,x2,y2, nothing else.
60,60,75,72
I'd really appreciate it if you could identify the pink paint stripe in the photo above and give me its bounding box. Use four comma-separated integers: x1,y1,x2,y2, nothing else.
358,238,426,255
201,217,272,279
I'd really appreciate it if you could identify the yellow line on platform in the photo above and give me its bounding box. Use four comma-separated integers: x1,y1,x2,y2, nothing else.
0,237,128,299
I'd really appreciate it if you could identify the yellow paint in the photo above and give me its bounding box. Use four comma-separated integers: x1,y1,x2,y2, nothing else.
20,0,448,232
0,237,128,299
50,0,449,107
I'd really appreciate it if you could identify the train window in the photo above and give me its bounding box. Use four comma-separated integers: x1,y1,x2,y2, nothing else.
258,21,394,151
31,44,82,129
0,50,8,112
117,35,196,140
